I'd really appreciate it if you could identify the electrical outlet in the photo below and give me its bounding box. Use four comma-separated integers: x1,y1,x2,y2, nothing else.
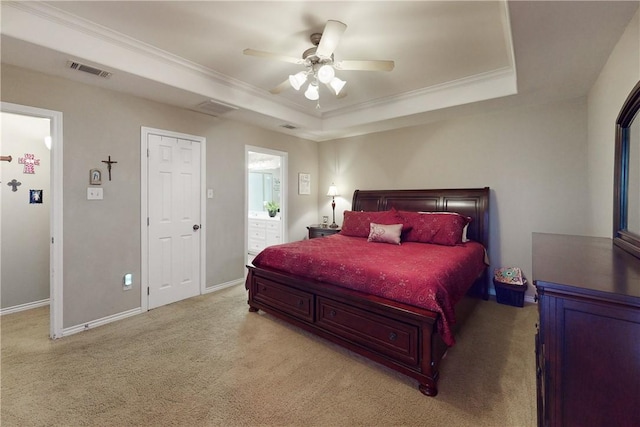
123,273,133,290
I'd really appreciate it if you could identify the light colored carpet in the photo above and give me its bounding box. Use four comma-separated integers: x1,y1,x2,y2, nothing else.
1,284,537,426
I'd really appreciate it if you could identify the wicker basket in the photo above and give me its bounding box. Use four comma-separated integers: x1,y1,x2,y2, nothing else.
493,279,528,307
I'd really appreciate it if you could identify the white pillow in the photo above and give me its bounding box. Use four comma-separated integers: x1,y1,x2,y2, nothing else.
367,223,403,245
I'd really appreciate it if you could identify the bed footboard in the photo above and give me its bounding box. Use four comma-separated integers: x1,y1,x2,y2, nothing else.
246,266,451,396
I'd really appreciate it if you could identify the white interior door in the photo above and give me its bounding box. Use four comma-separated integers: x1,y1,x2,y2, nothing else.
148,133,201,309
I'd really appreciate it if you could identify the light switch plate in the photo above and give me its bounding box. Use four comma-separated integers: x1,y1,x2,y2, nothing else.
207,189,214,199
87,187,103,200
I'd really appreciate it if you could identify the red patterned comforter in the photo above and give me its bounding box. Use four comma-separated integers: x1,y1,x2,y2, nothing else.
251,234,487,346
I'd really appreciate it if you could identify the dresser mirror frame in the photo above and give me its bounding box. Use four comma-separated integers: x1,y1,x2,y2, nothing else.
613,80,640,258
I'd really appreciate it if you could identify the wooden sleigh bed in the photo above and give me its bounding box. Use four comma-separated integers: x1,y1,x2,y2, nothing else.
245,187,490,396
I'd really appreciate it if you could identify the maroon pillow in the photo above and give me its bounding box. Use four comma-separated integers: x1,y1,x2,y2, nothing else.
399,211,471,246
341,208,408,237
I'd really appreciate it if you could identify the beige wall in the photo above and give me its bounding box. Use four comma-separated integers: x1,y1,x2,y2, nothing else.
587,10,640,237
1,113,51,308
1,7,637,323
0,64,318,327
318,98,591,296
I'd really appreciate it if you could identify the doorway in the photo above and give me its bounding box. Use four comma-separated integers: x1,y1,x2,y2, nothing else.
245,147,288,268
141,127,206,311
0,102,63,338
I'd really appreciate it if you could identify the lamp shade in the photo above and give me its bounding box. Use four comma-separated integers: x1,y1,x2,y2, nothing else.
317,64,335,84
289,71,307,91
304,82,319,100
328,77,346,96
327,184,339,197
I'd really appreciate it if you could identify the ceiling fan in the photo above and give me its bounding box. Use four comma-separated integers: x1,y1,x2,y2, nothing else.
243,20,394,105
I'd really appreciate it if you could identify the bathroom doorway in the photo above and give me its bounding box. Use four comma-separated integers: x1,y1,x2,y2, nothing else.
245,146,288,270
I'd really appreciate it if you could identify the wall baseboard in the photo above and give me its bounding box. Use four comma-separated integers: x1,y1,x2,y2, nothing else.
62,307,142,337
62,280,243,337
204,278,244,294
0,298,50,316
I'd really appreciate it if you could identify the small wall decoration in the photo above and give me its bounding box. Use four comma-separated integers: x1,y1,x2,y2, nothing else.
298,173,311,195
18,153,41,174
29,190,43,204
101,155,118,181
7,179,21,192
90,169,102,185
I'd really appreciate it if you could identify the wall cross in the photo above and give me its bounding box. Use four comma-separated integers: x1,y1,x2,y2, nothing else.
101,155,118,181
7,179,21,192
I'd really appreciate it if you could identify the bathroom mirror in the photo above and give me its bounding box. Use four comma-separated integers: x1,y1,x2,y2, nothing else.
613,80,640,258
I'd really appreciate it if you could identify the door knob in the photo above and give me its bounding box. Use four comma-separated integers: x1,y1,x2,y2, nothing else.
193,224,200,231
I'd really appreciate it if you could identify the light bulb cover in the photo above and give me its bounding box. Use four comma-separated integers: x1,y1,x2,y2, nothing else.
289,71,307,91
327,184,339,197
317,65,335,84
304,83,319,101
329,77,346,96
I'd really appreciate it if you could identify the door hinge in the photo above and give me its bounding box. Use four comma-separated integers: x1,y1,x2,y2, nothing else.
147,217,149,226
147,287,150,296
51,237,54,244
147,148,150,157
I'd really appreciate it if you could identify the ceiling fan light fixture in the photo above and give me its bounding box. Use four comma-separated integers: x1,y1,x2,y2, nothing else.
329,77,346,95
317,64,335,84
289,71,307,91
304,82,319,101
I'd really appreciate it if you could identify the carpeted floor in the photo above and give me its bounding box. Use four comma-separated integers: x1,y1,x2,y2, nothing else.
1,284,538,426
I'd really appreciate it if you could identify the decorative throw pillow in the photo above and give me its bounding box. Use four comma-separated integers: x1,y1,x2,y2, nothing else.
419,211,472,242
341,208,408,237
399,211,471,246
367,223,403,245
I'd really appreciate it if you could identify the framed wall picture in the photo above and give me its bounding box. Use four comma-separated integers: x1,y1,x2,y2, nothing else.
29,189,43,204
298,173,310,195
90,169,102,185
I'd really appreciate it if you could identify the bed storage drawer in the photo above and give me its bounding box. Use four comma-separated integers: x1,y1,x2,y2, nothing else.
252,277,314,322
316,296,419,366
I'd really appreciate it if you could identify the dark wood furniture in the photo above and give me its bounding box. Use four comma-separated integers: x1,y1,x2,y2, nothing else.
246,188,490,396
613,81,640,259
307,224,341,239
533,233,640,427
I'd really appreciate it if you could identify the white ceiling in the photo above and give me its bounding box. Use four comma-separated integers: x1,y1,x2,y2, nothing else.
1,1,637,141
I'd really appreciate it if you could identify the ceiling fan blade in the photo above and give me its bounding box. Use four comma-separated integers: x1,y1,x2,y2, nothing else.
270,79,291,94
316,20,347,59
334,60,395,72
243,49,303,65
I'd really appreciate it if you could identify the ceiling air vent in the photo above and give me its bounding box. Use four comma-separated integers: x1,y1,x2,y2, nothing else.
194,100,238,117
280,124,297,130
66,61,112,78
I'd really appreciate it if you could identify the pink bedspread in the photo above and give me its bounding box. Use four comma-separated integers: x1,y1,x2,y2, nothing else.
251,234,487,346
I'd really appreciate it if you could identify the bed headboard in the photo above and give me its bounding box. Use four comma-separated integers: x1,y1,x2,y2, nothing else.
351,187,490,249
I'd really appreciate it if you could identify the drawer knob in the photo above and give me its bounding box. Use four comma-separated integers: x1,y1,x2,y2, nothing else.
297,299,304,307
389,332,398,341
261,286,267,291
329,309,337,318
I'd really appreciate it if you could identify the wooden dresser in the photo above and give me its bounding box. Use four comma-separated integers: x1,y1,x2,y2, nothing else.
532,233,640,427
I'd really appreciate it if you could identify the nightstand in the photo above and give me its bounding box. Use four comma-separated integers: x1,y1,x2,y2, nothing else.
307,224,341,239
